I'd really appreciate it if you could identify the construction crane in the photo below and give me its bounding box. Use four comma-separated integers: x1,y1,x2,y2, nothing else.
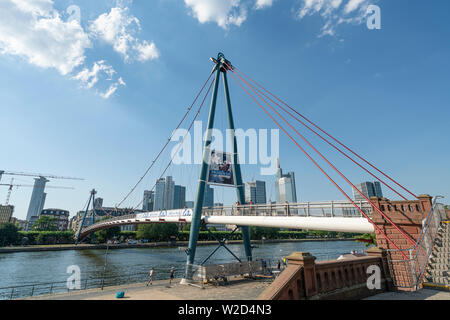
0,170,84,182
0,178,75,205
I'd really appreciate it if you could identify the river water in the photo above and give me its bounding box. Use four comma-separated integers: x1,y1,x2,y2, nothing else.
0,240,367,299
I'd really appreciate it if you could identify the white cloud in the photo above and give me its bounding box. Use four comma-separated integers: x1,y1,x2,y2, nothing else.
184,0,247,29
89,6,160,62
72,60,116,89
344,0,365,14
0,0,91,75
100,77,126,99
0,0,159,99
297,0,373,37
135,40,160,62
255,0,274,10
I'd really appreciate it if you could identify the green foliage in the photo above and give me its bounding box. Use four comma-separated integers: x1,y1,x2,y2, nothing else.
17,231,74,245
354,233,377,247
136,224,179,242
32,216,58,231
0,223,20,246
94,226,121,244
250,226,280,240
120,231,137,239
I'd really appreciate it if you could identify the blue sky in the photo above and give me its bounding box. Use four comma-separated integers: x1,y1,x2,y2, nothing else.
1,0,449,220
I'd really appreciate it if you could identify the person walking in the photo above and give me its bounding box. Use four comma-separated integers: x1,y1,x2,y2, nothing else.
169,267,175,285
147,268,154,286
277,260,281,270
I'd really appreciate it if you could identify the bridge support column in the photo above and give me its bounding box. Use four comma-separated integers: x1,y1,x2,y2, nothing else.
371,195,433,291
182,53,252,284
182,58,221,283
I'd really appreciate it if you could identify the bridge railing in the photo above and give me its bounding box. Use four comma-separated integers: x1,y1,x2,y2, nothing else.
202,201,372,218
78,201,373,236
0,271,152,300
386,197,446,290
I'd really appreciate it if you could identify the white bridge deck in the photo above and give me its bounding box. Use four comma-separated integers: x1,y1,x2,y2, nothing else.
79,201,375,238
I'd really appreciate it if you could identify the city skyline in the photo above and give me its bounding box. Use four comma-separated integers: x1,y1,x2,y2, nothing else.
2,1,450,220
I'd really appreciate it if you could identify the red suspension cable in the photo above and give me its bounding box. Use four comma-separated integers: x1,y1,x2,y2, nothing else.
232,66,418,200
227,65,415,247
227,70,409,259
230,68,409,201
116,70,215,208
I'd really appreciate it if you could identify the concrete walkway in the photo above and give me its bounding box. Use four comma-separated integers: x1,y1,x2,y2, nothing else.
24,277,274,300
365,288,450,300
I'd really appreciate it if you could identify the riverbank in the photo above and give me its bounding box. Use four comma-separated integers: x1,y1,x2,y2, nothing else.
23,276,274,300
0,238,356,253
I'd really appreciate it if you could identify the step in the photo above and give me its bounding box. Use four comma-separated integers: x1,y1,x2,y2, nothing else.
430,258,450,264
432,252,449,256
426,270,448,277
429,263,449,270
433,246,450,254
433,252,449,257
422,282,450,292
424,276,450,285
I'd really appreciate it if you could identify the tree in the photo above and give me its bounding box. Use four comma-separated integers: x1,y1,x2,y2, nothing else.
355,233,377,247
0,223,20,246
94,227,121,243
32,216,58,231
137,224,179,242
250,226,280,240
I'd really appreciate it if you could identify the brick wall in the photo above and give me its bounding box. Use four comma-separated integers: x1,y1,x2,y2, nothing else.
370,195,433,290
258,249,389,300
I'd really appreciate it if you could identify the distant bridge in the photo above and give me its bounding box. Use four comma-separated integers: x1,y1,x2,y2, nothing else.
76,200,375,241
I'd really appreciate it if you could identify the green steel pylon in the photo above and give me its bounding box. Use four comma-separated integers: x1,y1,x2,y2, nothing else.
182,53,252,282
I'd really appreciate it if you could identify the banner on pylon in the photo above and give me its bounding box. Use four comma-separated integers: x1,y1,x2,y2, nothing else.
206,150,235,187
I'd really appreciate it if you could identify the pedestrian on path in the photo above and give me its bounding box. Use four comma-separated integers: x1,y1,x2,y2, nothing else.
147,268,154,286
169,267,175,285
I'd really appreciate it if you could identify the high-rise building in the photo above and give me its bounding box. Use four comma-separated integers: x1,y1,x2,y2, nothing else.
163,176,175,210
173,185,186,209
153,177,186,210
143,190,154,211
0,205,14,224
94,198,103,209
245,181,267,204
185,201,194,209
275,159,297,203
40,209,70,231
203,185,214,208
353,181,384,201
26,177,48,227
373,181,383,198
153,178,166,211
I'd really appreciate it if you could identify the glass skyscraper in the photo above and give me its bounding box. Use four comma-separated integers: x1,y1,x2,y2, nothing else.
203,185,214,208
275,158,298,203
352,181,384,201
245,180,267,204
151,177,187,211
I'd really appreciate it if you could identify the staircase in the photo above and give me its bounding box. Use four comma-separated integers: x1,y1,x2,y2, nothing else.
423,222,449,289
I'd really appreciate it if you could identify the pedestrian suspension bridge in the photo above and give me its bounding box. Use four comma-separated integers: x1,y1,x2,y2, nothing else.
75,53,446,290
